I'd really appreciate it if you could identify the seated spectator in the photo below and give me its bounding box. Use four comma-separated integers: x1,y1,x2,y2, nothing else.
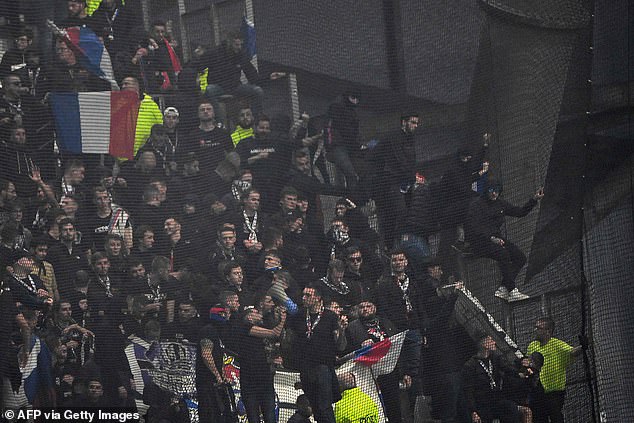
465,182,544,302
462,334,522,423
193,31,286,122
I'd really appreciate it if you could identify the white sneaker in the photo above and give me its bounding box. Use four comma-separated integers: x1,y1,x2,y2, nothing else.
507,288,530,302
494,286,509,300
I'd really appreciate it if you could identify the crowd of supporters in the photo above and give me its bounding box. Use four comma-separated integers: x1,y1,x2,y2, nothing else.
0,1,582,422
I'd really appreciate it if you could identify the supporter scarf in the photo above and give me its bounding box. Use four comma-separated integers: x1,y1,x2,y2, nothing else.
243,210,259,242
160,38,182,90
396,274,412,313
306,305,324,339
320,276,350,295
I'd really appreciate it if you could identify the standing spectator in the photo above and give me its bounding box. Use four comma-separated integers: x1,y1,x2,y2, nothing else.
527,317,583,423
317,259,362,310
120,76,163,156
136,20,182,92
0,27,41,91
287,285,346,423
37,37,111,94
326,92,362,189
465,182,544,302
5,253,53,310
77,185,132,254
333,372,379,423
29,237,60,302
194,31,285,122
370,113,419,248
373,249,426,402
182,100,233,177
235,114,289,211
462,334,522,423
237,305,287,423
60,0,97,30
345,298,403,423
48,218,88,299
196,305,236,423
420,258,474,423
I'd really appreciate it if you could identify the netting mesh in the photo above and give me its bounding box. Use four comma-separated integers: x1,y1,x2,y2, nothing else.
0,0,632,422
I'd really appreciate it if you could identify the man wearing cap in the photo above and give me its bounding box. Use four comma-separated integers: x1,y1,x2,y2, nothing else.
346,297,403,423
465,182,544,301
162,106,181,161
370,113,420,248
420,257,474,423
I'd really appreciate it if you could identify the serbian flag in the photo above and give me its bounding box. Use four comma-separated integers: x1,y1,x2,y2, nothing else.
343,331,407,376
50,91,140,159
54,24,119,90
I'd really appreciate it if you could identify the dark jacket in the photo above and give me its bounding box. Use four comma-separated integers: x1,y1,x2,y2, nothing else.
465,195,537,245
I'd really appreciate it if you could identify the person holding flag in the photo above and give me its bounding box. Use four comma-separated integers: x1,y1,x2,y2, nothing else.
346,297,407,423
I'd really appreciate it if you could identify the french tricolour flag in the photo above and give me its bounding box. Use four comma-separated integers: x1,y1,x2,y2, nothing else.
50,91,140,159
65,25,118,90
350,331,407,376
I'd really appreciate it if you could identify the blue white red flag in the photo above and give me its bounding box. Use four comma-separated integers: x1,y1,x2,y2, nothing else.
351,331,407,376
62,24,119,90
50,91,140,159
